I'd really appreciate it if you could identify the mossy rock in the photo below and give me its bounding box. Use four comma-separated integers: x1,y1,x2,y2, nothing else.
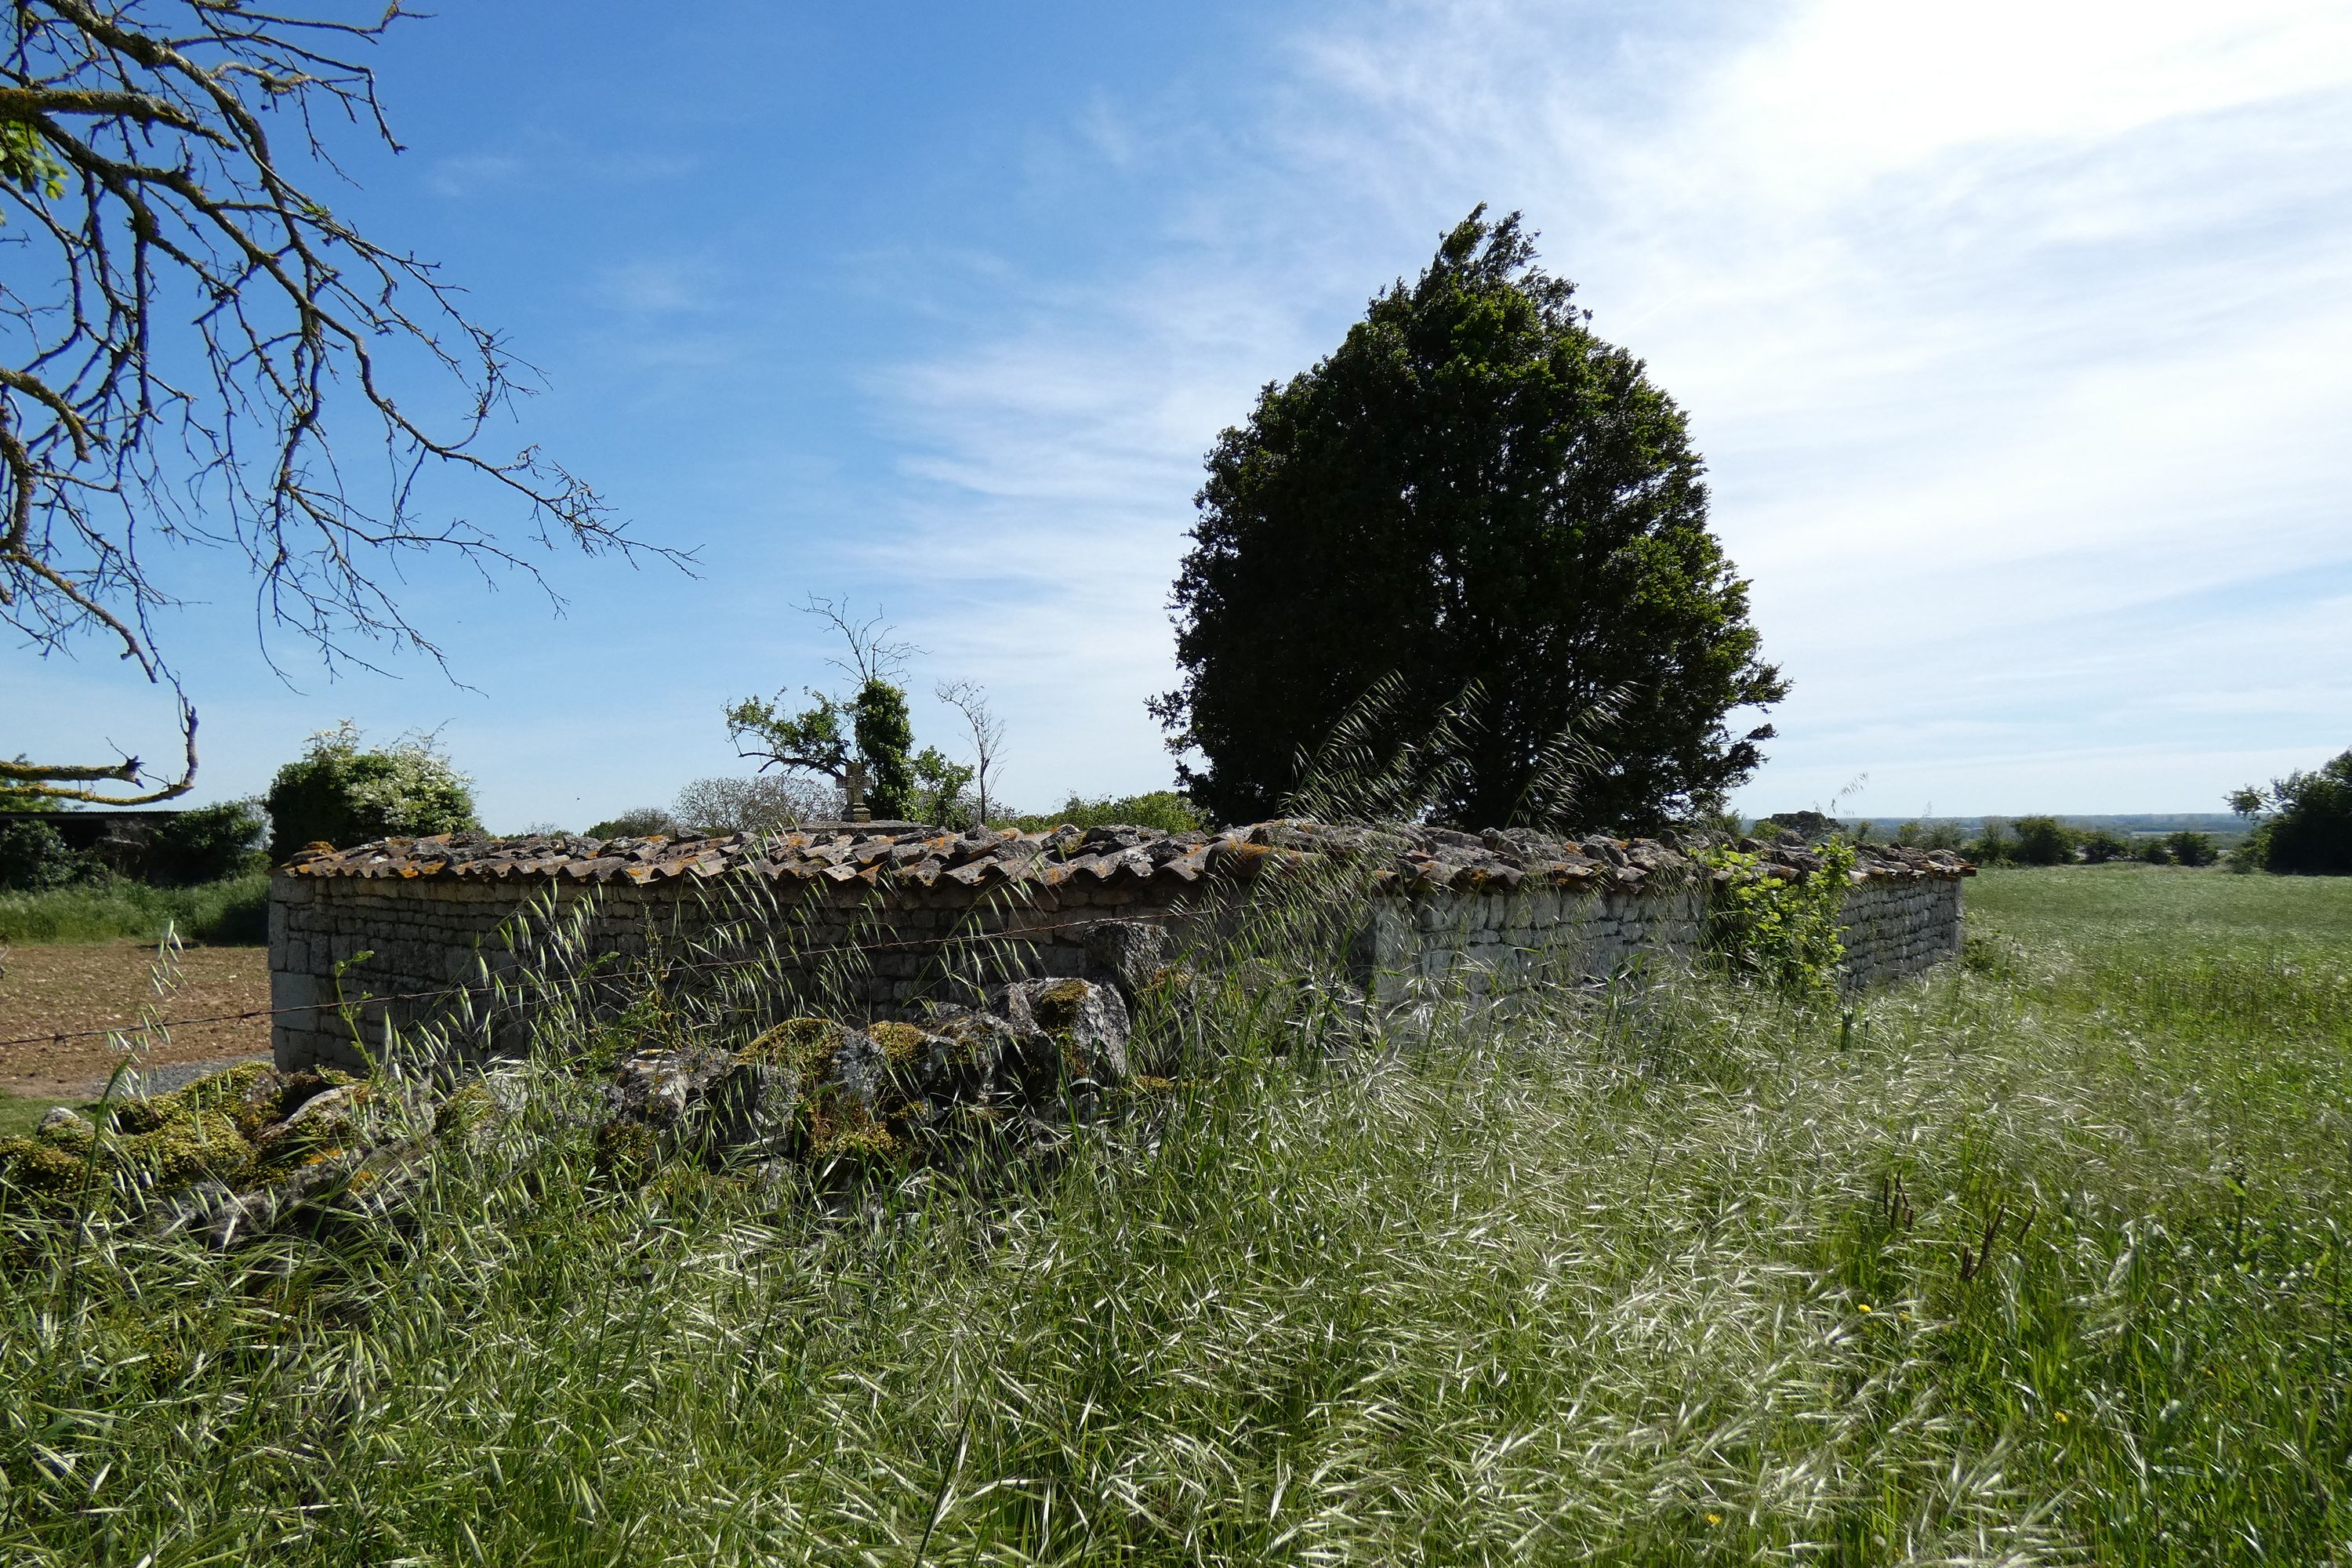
2,1094,255,1210
739,1017,852,1072
867,1020,930,1065
0,1132,92,1203
432,1083,502,1141
247,1117,355,1187
996,978,1132,1092
0,1062,390,1216
593,1119,661,1186
1027,978,1094,1034
802,1082,899,1160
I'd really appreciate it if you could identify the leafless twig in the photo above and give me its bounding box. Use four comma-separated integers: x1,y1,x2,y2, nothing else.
0,2,688,802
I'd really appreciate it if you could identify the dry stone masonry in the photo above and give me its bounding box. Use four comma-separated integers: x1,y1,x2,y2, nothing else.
269,820,1972,1072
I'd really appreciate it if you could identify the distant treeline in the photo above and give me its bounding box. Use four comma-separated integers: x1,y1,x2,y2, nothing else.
1791,814,2247,840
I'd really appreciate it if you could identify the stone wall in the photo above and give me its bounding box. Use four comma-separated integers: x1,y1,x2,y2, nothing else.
1363,886,1710,1005
269,871,1199,1073
1836,876,1966,989
269,821,1973,1071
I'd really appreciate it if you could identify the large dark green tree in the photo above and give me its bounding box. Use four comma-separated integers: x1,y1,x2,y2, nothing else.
1152,207,1786,832
2231,746,2352,875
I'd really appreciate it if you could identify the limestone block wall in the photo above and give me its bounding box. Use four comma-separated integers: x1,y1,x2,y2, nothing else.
1836,877,1965,989
268,822,1973,1071
1363,887,1710,1005
270,871,1193,1073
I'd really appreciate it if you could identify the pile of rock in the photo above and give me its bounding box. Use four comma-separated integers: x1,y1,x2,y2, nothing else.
0,1061,433,1244
596,976,1149,1178
1,975,1157,1246
1726,830,1973,884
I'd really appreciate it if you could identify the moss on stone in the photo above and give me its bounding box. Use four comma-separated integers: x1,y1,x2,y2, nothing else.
867,1020,928,1064
1029,978,1092,1034
247,1116,353,1186
4,1084,257,1206
592,1119,659,1186
739,1017,846,1071
433,1083,499,1140
0,1133,90,1201
804,1084,898,1159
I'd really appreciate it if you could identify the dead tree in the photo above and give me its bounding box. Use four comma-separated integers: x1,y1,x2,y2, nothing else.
935,677,1004,829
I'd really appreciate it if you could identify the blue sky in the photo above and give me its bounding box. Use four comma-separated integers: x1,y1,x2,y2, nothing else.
13,0,2352,829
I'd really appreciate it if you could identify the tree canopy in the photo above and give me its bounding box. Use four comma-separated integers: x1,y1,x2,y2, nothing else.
726,598,988,828
1152,207,1784,833
0,2,673,805
2232,747,2352,875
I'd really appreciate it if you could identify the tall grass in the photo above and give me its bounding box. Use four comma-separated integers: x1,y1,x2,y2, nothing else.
0,871,270,945
2,869,2348,1562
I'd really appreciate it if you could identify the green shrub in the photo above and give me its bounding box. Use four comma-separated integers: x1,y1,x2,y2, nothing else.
2077,828,2130,863
149,800,267,885
263,721,479,859
1962,820,2013,866
2228,822,2271,873
1893,819,1967,852
1012,790,1210,835
2165,829,2219,868
1697,838,1856,998
0,871,269,944
853,679,916,820
0,816,83,891
2232,748,2352,875
2009,816,2077,866
2139,837,2173,865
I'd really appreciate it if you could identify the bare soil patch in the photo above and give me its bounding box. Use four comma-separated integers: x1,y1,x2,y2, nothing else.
0,941,269,1097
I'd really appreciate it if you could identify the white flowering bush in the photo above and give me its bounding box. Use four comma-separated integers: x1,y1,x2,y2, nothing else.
263,720,479,858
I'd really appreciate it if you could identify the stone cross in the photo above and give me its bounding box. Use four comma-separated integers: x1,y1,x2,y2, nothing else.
843,759,870,823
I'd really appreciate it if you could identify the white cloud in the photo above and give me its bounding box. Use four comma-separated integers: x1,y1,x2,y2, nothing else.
855,0,2352,815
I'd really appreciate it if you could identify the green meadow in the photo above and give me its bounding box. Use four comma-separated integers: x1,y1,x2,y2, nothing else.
2,866,2348,1564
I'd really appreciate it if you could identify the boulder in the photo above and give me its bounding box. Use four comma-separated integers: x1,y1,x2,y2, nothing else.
1080,919,1172,1002
994,977,1131,1094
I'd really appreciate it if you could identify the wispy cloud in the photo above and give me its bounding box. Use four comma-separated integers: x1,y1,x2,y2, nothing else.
590,256,731,315
864,0,2352,814
424,151,524,198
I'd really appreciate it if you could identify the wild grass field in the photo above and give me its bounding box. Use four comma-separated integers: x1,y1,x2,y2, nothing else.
2,865,2348,1564
0,870,270,946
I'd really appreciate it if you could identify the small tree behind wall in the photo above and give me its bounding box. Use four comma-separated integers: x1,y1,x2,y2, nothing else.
263,724,478,860
728,598,971,823
937,681,1007,829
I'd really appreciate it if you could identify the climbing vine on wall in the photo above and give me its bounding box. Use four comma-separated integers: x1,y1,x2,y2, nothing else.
1698,839,1857,999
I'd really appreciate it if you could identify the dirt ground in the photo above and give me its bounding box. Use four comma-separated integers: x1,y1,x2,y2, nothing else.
0,941,270,1098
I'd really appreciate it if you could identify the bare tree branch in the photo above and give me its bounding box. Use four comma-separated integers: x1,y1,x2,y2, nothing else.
2,685,193,803
801,593,918,688
0,1,690,793
935,677,1004,829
